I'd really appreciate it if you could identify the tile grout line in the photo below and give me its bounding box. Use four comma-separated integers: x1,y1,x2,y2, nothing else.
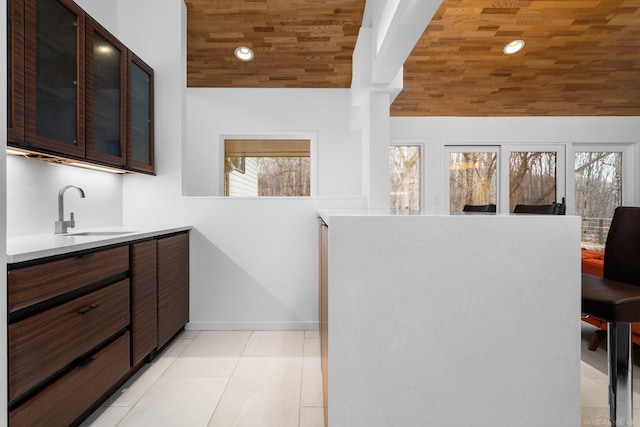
114,406,134,427
205,330,255,427
112,333,198,425
297,337,308,427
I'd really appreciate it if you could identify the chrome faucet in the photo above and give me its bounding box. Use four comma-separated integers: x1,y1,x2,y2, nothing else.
55,185,86,234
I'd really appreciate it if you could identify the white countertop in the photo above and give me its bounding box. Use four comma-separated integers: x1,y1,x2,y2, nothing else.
7,225,192,264
317,208,576,226
317,208,514,226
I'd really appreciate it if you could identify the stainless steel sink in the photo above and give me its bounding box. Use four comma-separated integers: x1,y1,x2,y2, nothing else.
62,231,137,236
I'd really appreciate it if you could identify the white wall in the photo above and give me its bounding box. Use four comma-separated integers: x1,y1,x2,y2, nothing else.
74,0,118,34
185,88,361,197
115,0,365,329
391,116,640,211
6,157,123,236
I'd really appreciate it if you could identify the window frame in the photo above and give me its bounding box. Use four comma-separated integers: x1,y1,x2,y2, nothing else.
219,132,318,197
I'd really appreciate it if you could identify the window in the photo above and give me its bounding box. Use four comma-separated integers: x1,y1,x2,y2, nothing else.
448,150,497,212
446,145,565,213
224,139,311,197
508,151,557,212
575,151,622,250
390,145,421,210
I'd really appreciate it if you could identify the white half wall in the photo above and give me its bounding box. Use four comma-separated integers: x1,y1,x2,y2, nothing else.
325,213,581,426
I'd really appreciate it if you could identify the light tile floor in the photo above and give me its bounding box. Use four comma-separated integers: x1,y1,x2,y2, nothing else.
81,330,323,427
83,325,640,426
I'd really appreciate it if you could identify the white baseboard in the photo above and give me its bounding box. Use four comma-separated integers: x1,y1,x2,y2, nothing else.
185,320,319,331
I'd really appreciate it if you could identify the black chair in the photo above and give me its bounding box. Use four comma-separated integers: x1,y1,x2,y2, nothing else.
513,203,565,215
582,206,640,426
554,203,566,215
462,203,496,213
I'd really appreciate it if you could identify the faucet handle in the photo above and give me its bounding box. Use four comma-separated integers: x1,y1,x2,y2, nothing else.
70,212,75,228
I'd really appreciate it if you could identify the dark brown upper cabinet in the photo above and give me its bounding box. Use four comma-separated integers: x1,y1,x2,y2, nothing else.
7,0,154,174
126,51,154,174
23,0,86,157
85,16,126,167
7,0,25,144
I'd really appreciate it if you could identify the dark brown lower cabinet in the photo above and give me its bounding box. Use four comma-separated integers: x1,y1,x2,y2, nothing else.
157,232,190,349
131,239,158,365
9,332,131,427
7,230,190,426
7,245,129,313
9,279,130,401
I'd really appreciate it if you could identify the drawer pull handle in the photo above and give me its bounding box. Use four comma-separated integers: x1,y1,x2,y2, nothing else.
78,304,100,315
78,357,95,367
79,253,94,259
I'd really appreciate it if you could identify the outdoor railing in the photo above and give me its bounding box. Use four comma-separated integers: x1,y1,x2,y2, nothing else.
581,217,612,251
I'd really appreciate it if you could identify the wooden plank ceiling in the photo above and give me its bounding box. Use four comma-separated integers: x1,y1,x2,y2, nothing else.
185,0,364,88
185,0,640,116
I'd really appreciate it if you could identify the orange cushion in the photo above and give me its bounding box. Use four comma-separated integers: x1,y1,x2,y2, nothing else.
581,250,604,261
582,259,604,277
583,315,606,329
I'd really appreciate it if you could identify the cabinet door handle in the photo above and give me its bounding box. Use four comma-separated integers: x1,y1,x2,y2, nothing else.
78,304,100,315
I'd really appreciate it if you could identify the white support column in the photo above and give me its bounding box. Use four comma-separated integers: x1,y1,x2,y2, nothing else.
371,0,442,84
352,0,443,209
365,92,391,209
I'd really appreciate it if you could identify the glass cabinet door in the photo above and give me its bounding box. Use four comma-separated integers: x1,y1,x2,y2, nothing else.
24,0,85,157
7,0,25,144
127,52,154,174
85,17,126,166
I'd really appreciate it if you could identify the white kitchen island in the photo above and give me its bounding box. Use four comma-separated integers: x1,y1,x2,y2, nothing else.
318,210,581,427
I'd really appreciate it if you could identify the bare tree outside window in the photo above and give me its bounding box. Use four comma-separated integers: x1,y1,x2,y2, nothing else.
575,152,622,250
509,152,557,212
449,152,497,212
390,146,420,210
257,157,310,196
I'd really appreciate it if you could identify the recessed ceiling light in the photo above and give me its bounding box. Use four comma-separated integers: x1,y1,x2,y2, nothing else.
234,46,254,61
503,39,525,55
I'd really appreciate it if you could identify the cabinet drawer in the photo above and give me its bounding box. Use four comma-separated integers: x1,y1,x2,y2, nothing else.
9,279,130,401
8,245,129,313
9,332,131,427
